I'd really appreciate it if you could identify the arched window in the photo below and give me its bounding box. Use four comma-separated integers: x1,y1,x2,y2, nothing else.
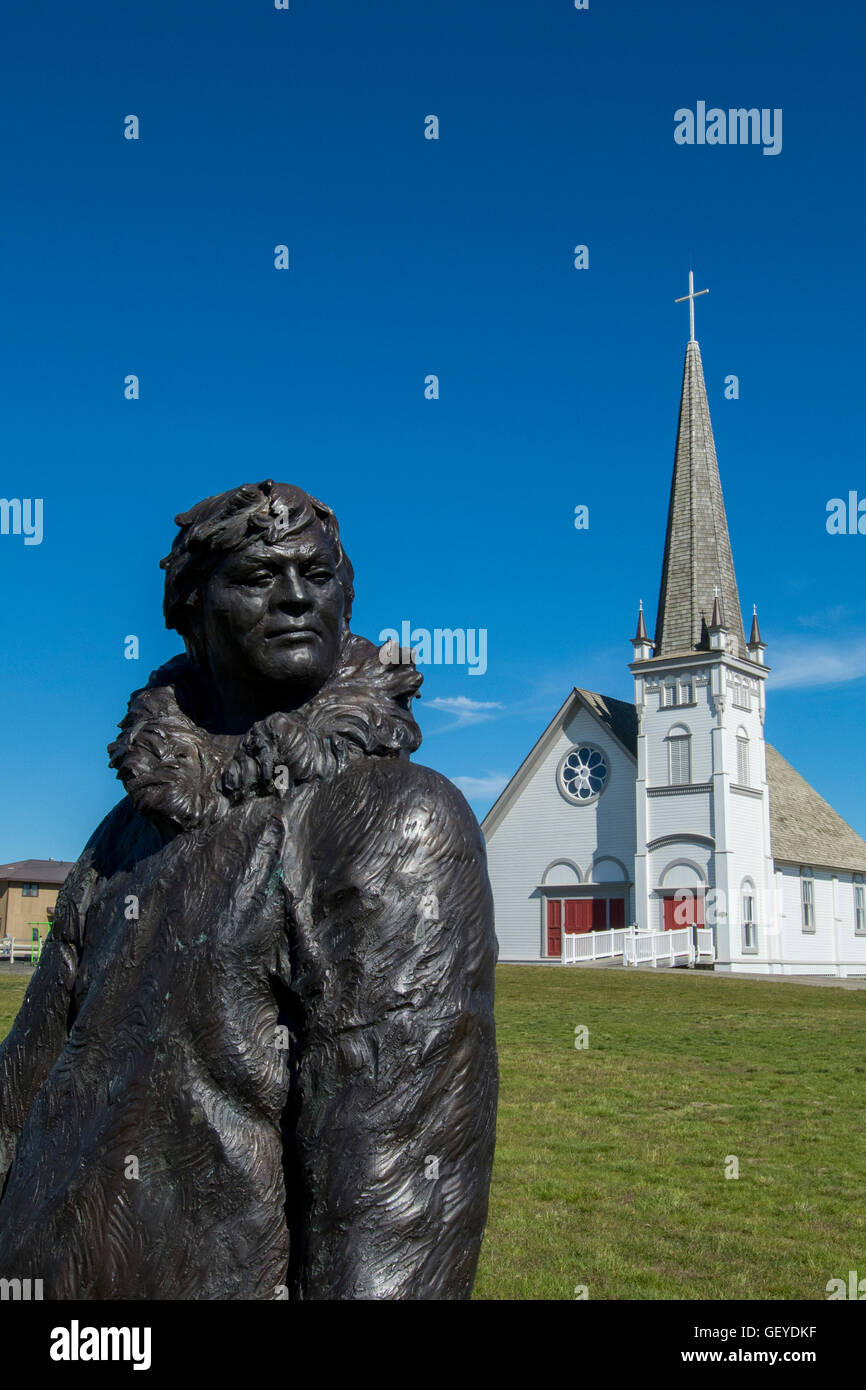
666,725,691,786
741,878,757,952
736,728,750,786
541,860,581,886
800,867,815,933
855,876,865,936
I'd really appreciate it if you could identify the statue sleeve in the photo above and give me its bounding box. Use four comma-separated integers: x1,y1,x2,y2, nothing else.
288,758,498,1300
0,842,96,1191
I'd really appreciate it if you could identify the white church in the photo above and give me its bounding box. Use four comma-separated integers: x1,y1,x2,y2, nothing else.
482,285,866,976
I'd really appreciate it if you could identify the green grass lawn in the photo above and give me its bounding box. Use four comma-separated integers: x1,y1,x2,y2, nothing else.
0,973,29,1040
474,964,866,1300
2,964,864,1300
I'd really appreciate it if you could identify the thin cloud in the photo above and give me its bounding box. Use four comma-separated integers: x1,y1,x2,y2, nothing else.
424,696,505,730
795,605,851,629
450,773,511,800
771,638,866,690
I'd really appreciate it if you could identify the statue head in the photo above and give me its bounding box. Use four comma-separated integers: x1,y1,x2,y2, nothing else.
110,480,420,825
161,480,355,727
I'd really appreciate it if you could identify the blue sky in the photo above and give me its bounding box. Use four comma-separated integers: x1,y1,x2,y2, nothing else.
1,0,864,861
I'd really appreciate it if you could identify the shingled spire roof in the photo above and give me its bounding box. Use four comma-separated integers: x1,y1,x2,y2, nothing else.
654,340,747,659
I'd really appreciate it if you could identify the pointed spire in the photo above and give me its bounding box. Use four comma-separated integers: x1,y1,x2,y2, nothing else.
747,605,766,664
631,599,654,659
709,589,724,630
654,338,747,659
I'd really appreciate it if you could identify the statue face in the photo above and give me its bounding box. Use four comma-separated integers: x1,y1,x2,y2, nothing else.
196,526,345,709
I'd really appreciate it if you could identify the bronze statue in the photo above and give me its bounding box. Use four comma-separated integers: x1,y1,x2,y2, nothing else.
0,481,498,1299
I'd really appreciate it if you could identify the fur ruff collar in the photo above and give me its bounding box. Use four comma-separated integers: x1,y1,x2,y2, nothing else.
108,632,422,834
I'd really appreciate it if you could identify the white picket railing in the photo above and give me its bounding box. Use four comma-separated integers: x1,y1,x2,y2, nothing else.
559,924,717,968
0,935,42,963
562,928,629,964
624,925,693,967
695,928,716,961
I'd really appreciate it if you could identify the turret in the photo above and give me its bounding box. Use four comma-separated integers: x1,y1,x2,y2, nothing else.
747,606,767,665
631,601,654,661
708,590,727,651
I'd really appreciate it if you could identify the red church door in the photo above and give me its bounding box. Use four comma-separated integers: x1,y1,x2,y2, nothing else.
564,899,593,935
592,898,607,932
663,894,704,931
547,900,562,956
609,898,626,929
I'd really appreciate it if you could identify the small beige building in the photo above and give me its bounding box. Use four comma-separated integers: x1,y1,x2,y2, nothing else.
0,859,75,949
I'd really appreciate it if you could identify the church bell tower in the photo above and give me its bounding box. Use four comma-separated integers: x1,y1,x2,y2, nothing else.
629,275,774,966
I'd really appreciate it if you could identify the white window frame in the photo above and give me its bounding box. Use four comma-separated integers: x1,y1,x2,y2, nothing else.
667,727,692,787
855,879,866,936
801,870,815,933
741,883,757,953
736,733,750,787
661,677,694,708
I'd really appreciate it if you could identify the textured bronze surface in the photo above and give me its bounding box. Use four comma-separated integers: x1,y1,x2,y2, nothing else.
0,481,498,1299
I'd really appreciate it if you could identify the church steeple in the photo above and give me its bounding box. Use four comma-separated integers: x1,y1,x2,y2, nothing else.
629,274,774,949
653,295,747,661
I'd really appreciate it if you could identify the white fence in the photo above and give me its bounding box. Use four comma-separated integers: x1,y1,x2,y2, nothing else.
624,926,693,967
695,928,715,961
0,936,42,963
561,925,716,968
562,929,629,964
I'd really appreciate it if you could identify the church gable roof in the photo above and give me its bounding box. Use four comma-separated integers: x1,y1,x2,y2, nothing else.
766,744,866,874
573,689,638,759
481,688,636,840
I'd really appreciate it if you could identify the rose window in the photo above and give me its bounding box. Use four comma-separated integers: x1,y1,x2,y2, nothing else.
558,745,609,804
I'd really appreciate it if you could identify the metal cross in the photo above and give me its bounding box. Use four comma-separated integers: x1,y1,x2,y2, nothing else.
675,270,709,342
